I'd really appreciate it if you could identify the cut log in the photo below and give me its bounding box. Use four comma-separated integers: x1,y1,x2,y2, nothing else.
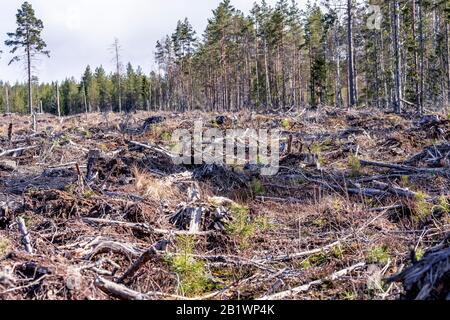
17,217,33,255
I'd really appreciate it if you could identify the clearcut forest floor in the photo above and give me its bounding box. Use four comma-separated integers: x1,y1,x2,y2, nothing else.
0,107,449,300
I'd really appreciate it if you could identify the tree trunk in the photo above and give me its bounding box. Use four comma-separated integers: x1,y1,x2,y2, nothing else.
380,31,389,109
5,85,10,113
56,82,61,118
83,85,88,114
347,0,356,108
335,24,343,108
392,0,403,114
264,38,271,108
27,42,33,114
412,0,420,108
418,0,425,113
446,22,450,107
115,41,122,113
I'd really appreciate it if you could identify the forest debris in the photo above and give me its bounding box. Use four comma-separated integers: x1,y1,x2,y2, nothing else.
118,239,169,283
95,276,151,300
258,262,366,300
17,217,33,255
86,149,101,181
360,159,449,174
387,239,450,300
0,146,38,157
80,240,143,260
121,116,166,136
128,140,175,159
189,208,203,234
0,160,17,171
82,217,211,236
0,109,449,301
405,143,450,167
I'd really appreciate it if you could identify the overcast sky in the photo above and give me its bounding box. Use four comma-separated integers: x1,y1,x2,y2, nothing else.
0,0,308,84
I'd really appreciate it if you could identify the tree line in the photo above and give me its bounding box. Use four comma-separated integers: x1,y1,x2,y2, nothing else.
0,0,449,115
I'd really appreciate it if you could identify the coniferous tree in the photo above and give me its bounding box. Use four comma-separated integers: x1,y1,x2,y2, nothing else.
5,2,50,114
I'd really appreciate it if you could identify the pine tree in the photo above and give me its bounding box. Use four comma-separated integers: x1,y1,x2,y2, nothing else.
5,2,50,114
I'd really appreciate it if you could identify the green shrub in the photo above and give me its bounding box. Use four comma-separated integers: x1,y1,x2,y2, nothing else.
301,252,328,269
348,154,361,177
226,204,256,241
435,195,450,214
413,191,432,222
415,248,425,261
251,179,265,196
161,131,172,142
166,235,215,297
281,119,291,129
366,245,390,265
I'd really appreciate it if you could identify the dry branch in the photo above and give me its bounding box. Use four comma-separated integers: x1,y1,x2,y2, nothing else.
360,159,448,174
17,217,33,255
95,277,151,300
0,146,38,157
118,240,169,283
258,262,366,300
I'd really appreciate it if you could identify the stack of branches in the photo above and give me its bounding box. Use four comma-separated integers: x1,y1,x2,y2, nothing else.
405,143,450,168
120,115,166,136
387,236,450,300
170,186,234,234
193,163,249,191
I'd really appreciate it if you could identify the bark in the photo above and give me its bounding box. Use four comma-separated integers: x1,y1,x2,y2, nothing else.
347,0,356,108
392,0,403,113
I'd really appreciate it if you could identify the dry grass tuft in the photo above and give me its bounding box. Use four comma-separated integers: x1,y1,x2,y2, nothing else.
133,166,181,201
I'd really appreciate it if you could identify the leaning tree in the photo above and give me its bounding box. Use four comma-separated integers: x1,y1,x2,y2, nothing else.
5,2,50,114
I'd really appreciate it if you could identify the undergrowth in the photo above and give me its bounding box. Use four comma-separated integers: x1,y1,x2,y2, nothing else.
165,235,217,297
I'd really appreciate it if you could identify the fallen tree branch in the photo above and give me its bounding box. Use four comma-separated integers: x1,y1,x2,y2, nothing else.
95,276,151,300
253,240,345,264
128,140,175,159
0,146,38,157
360,159,448,174
258,262,366,300
17,217,33,255
82,217,214,236
118,240,169,283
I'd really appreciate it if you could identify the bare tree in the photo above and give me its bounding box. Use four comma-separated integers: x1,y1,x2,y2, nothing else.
392,0,403,113
56,82,61,118
5,85,10,113
111,38,123,113
347,0,356,108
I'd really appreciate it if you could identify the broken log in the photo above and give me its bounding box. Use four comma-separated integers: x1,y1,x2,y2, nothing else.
95,277,151,300
360,159,448,174
387,241,450,300
0,146,38,157
17,217,33,255
189,208,203,234
128,140,175,159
